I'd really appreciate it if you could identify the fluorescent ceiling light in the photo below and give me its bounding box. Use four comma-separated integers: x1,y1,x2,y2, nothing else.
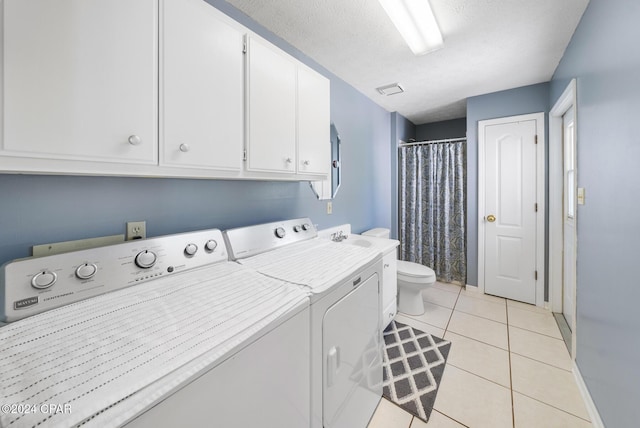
378,0,444,55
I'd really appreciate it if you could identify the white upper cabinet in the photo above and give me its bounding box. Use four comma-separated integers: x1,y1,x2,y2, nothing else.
161,0,243,171
0,0,158,164
297,64,330,176
246,35,330,178
245,35,297,174
0,0,328,180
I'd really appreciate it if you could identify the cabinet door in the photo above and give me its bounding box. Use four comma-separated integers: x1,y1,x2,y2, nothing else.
246,36,296,173
382,253,398,325
1,0,158,164
297,65,330,175
161,0,243,170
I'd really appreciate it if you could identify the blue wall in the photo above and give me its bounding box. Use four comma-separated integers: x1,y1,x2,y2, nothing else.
415,118,466,141
390,113,416,239
0,0,392,265
551,0,640,425
466,83,550,286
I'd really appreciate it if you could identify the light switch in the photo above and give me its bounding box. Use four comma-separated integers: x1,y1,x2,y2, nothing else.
577,187,585,205
327,201,333,214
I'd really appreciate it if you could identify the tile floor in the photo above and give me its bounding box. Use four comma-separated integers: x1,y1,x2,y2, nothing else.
368,282,591,428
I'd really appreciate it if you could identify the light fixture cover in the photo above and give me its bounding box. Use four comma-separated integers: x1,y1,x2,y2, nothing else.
378,0,444,55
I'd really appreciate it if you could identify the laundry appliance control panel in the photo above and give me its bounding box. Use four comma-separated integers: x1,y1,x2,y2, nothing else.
224,218,316,260
0,229,227,322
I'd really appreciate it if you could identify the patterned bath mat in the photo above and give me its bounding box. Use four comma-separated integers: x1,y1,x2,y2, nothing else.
382,321,451,422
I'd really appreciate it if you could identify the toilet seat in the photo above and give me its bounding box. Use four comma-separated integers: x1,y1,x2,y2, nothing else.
397,260,436,282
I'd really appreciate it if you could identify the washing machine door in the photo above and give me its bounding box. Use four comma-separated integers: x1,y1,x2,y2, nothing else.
322,274,382,428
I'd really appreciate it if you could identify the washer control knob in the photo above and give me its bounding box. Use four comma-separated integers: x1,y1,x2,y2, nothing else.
135,250,157,269
275,227,286,239
301,223,311,231
31,271,57,289
293,225,302,233
204,240,218,252
75,263,97,280
184,243,198,256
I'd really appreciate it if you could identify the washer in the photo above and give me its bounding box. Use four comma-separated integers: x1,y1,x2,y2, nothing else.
0,229,310,428
224,218,384,428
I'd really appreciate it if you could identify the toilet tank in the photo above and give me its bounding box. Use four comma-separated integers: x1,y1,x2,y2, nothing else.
362,228,390,239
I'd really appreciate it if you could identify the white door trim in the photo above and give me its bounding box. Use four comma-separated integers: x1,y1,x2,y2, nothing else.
477,112,546,307
550,78,578,358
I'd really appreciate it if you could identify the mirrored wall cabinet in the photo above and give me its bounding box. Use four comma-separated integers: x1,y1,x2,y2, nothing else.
310,123,341,200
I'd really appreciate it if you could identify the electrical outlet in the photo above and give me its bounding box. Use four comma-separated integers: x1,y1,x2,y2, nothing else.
327,201,333,214
126,221,146,240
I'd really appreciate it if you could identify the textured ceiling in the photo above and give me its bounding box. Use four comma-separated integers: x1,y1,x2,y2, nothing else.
225,0,589,125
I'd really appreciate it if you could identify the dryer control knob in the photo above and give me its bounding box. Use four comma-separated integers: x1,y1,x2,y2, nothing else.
275,227,286,238
135,250,157,269
75,263,97,280
293,225,302,233
301,223,311,231
184,243,198,256
205,240,218,252
31,271,57,289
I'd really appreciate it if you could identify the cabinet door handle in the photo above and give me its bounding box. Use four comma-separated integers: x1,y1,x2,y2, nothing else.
384,263,390,268
303,160,310,166
179,143,190,153
285,157,293,164
128,135,142,146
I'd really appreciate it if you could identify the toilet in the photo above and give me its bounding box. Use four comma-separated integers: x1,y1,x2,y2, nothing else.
362,228,437,316
395,260,437,315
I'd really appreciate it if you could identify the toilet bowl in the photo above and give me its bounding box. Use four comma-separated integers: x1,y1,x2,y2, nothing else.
397,260,436,316
360,228,436,316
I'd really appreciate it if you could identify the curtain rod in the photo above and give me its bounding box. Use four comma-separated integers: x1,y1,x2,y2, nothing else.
398,137,466,147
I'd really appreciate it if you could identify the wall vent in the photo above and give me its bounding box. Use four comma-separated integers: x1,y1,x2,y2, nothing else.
376,83,404,96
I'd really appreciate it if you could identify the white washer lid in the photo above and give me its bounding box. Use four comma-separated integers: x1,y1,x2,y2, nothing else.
397,260,436,278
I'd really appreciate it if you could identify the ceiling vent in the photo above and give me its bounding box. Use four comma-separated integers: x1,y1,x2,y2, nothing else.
376,83,404,96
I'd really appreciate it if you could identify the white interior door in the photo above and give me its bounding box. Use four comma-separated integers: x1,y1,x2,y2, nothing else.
483,119,538,303
563,106,577,330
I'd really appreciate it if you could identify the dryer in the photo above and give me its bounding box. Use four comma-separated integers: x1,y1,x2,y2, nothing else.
224,218,383,428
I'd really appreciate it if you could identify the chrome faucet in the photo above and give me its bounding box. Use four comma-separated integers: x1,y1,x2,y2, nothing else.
331,230,347,242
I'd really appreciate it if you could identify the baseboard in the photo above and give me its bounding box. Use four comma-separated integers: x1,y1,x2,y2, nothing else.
464,284,479,291
573,361,605,428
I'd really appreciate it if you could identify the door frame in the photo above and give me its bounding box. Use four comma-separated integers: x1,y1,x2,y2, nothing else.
477,112,546,307
550,78,578,359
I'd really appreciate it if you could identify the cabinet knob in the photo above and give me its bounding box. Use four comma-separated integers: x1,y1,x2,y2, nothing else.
179,143,190,153
303,160,310,166
285,157,293,164
128,135,142,146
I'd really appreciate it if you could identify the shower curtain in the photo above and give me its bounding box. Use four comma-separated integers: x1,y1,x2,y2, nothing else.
399,140,467,283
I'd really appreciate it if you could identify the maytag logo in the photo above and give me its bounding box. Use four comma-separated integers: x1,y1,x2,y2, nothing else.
14,296,38,310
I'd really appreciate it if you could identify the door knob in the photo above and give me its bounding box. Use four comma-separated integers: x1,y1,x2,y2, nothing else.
486,215,496,222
